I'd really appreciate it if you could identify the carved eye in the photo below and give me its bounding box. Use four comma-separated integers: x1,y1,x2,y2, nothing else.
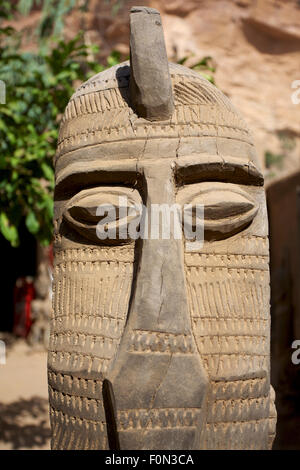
177,183,258,240
63,187,142,244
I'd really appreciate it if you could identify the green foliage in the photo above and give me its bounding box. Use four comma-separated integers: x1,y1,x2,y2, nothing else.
17,0,91,39
265,151,284,170
15,1,128,40
105,0,126,16
0,2,16,20
15,1,127,39
265,132,296,179
277,130,296,154
0,28,103,247
106,50,122,68
177,55,216,84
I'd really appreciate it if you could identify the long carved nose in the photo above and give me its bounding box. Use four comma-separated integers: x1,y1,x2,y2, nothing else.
106,163,208,450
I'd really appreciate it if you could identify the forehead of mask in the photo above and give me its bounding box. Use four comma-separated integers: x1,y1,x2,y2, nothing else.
54,62,263,192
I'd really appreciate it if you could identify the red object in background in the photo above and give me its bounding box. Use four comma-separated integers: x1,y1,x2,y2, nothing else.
13,277,35,337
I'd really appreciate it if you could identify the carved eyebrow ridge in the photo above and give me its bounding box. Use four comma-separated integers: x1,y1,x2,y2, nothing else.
175,160,264,187
55,169,141,200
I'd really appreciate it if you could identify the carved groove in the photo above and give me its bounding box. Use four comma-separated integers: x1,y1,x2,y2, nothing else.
129,330,195,353
117,408,201,430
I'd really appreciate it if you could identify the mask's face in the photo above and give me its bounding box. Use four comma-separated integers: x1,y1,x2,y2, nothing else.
49,115,271,449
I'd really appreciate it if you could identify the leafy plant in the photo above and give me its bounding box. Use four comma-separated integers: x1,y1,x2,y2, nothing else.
177,55,216,84
17,0,91,39
0,27,105,247
0,2,16,20
15,1,126,40
265,151,284,170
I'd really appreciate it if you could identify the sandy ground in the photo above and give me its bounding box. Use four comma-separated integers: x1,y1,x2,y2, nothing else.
0,333,51,450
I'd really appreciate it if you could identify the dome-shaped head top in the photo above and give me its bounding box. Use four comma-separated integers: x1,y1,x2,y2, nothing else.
55,6,263,192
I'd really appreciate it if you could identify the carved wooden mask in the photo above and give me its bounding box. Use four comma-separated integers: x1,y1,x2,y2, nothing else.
49,7,276,450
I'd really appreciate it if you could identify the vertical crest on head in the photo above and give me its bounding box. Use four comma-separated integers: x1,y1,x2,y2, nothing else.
129,6,174,121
